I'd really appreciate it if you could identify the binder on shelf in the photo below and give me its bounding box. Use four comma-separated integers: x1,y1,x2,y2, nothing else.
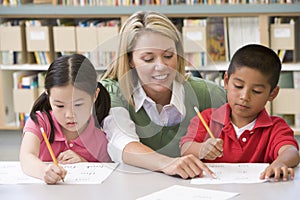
26,25,55,64
0,70,15,127
13,88,38,113
96,26,119,68
182,26,207,53
182,25,207,67
12,72,39,114
0,26,25,51
270,19,299,63
0,23,27,64
76,26,98,52
53,26,76,52
272,89,300,115
26,26,52,52
96,26,119,52
270,23,295,50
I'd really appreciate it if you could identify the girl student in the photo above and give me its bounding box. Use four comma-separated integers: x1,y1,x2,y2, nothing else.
19,54,111,184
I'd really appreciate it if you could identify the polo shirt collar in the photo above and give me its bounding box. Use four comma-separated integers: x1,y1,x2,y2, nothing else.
211,103,274,129
133,80,185,115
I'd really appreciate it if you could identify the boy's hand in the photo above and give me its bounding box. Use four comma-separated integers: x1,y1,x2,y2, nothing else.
260,162,295,181
57,150,87,164
199,138,223,160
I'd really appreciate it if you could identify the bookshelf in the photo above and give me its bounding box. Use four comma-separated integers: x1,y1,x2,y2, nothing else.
0,4,300,133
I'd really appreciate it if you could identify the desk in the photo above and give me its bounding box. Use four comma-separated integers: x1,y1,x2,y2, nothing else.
0,164,299,200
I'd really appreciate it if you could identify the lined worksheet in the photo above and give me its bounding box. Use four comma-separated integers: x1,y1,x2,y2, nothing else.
191,163,269,184
0,161,118,184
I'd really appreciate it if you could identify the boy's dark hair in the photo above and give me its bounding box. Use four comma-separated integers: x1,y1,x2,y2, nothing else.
227,44,281,91
29,54,111,143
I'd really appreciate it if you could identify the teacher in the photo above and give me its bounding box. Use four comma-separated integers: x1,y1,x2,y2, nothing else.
101,11,226,178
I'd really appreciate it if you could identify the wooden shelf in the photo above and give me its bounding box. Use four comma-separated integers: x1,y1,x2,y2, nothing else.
0,64,107,71
2,62,300,72
0,3,299,130
0,64,49,71
185,62,300,72
0,4,299,19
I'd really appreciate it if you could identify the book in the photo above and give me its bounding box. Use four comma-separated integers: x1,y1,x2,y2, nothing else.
227,17,260,59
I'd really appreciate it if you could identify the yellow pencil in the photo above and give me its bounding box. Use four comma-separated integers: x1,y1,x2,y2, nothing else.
193,106,216,139
40,127,58,165
40,127,64,182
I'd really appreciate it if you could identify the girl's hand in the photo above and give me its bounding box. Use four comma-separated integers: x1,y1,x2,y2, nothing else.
43,164,67,184
57,150,87,164
199,138,223,160
260,162,295,181
161,154,216,179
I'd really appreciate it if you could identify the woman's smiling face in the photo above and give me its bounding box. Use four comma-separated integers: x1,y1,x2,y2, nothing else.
131,32,178,97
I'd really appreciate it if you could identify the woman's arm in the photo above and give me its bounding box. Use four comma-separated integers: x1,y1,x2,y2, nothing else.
102,107,140,162
103,107,215,179
123,141,216,179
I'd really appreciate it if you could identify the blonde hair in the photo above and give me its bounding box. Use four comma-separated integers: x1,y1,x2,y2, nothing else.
102,11,186,106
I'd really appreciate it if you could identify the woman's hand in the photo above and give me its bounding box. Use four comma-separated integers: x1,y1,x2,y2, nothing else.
161,154,216,179
57,150,87,164
43,164,67,184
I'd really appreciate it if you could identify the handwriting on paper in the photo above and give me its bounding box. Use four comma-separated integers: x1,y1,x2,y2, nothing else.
191,163,269,184
0,161,118,184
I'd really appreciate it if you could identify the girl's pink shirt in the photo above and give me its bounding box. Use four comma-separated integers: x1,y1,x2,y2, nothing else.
23,111,111,162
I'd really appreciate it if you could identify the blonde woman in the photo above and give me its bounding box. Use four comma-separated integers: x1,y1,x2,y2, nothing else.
101,11,226,178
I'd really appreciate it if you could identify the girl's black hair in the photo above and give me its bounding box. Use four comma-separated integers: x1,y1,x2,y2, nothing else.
29,54,111,143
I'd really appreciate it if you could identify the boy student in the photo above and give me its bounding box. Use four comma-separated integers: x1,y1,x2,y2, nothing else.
180,44,300,181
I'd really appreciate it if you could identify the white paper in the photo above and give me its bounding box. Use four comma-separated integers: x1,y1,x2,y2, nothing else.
136,185,239,200
61,162,118,184
191,163,269,184
0,161,118,184
0,161,43,184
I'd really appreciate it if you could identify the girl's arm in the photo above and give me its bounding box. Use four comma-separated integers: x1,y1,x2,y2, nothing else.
19,132,66,184
260,145,300,181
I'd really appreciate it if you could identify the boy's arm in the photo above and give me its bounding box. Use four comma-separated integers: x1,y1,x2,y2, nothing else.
181,139,223,160
180,110,223,160
260,145,300,181
276,145,300,168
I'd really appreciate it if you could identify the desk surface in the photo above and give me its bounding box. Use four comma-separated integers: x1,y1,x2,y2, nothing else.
0,164,299,200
